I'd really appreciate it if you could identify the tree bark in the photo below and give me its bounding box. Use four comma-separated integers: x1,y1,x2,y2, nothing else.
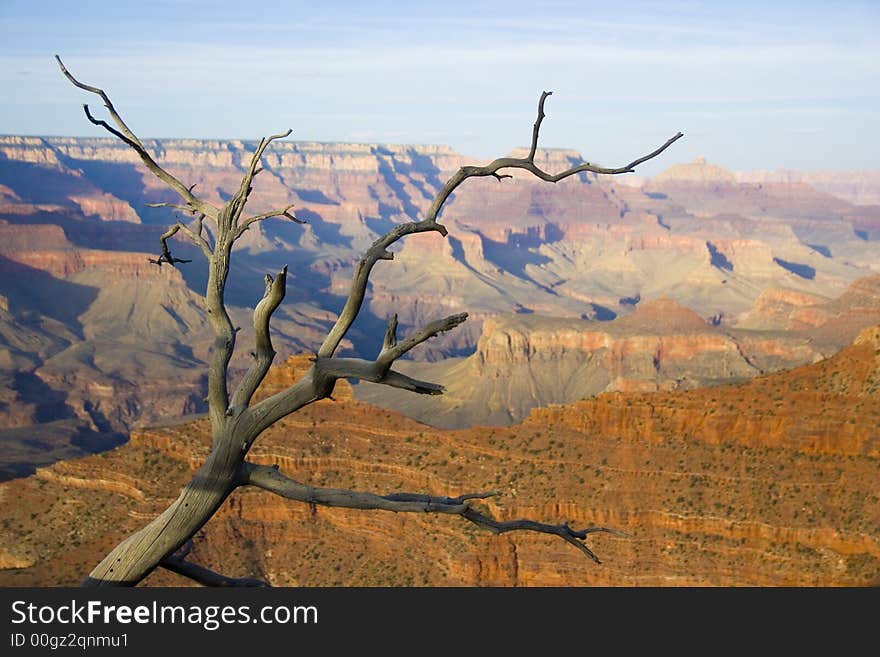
83,447,240,585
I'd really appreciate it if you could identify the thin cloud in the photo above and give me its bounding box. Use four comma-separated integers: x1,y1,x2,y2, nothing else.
1,0,877,173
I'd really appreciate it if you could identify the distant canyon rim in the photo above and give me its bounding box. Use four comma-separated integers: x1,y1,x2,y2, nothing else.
0,135,879,475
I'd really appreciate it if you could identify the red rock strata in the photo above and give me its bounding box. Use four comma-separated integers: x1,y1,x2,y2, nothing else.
1,330,877,586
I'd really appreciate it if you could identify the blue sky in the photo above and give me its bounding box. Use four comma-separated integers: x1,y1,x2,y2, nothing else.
1,0,878,175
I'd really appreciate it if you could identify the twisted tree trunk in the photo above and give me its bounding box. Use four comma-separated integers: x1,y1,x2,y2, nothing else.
58,56,681,586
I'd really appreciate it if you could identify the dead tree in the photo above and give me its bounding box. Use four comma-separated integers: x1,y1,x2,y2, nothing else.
57,55,682,586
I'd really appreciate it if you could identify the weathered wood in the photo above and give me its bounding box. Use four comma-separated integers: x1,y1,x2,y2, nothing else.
161,554,269,587
242,463,629,562
59,58,680,585
228,266,288,418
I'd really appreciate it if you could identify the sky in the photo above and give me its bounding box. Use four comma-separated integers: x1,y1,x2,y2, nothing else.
1,0,878,176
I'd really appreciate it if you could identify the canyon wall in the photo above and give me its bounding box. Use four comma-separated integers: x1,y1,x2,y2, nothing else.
1,332,877,586
355,284,880,428
2,136,879,474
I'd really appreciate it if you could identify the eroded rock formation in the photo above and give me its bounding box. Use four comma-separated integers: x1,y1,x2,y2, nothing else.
2,137,879,475
1,334,877,586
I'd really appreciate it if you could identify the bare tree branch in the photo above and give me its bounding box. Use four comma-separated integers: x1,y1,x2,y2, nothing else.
240,463,626,562
193,213,206,242
205,274,236,438
316,218,449,359
303,311,468,396
58,50,236,437
150,225,191,267
460,509,629,564
153,221,212,265
234,204,303,240
239,375,323,440
161,555,270,587
424,91,683,223
146,202,197,214
228,266,288,417
148,256,192,267
382,313,399,352
312,358,447,394
315,92,679,360
248,310,465,430
239,131,291,202
240,462,479,513
79,104,138,149
527,90,551,161
375,369,445,394
224,130,293,230
376,312,467,370
55,55,219,220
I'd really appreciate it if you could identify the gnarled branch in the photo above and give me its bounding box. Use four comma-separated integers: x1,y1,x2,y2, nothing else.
228,266,288,417
375,312,467,370
234,204,303,240
424,91,683,223
225,130,293,230
56,55,219,220
317,218,449,359
460,509,629,564
153,221,212,265
249,310,466,429
310,311,468,394
149,255,191,267
240,463,626,562
146,202,194,213
239,131,291,204
315,92,679,360
161,554,270,587
249,93,678,424
313,358,447,394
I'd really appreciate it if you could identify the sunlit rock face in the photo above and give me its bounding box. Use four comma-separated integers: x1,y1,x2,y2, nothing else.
1,136,878,470
1,336,877,587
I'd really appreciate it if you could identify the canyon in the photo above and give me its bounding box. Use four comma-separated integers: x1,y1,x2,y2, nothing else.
0,323,877,586
1,135,879,477
356,282,880,427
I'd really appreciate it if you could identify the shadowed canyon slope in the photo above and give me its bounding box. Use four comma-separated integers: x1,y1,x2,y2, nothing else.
1,325,878,586
356,280,880,427
2,136,879,474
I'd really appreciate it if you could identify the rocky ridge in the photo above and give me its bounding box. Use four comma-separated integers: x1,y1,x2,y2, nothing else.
2,137,880,472
0,332,877,587
355,282,879,428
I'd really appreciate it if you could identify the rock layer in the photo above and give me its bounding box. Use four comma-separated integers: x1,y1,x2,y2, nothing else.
1,335,877,587
2,136,879,471
355,286,879,428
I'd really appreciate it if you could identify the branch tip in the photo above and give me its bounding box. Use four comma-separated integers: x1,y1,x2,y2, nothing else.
58,55,218,220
